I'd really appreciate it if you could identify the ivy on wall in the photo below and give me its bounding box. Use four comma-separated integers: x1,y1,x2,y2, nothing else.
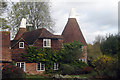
21,41,83,73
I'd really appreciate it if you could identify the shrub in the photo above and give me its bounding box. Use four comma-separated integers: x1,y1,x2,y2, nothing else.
59,64,74,75
81,66,92,74
71,60,93,74
92,55,117,78
2,64,26,79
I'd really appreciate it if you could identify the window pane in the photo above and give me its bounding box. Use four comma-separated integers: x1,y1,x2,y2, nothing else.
20,43,23,47
17,63,20,67
44,41,46,46
41,63,44,70
37,63,40,70
21,63,24,71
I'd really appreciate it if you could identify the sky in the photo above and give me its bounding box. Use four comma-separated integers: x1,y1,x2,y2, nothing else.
50,0,119,44
6,0,119,44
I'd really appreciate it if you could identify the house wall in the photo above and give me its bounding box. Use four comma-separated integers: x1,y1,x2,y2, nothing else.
79,46,87,63
11,39,28,62
33,39,62,50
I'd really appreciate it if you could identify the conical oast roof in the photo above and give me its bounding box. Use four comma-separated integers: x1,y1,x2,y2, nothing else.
62,18,87,45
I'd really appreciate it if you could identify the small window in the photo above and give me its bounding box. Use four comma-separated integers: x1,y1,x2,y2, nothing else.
16,62,25,71
19,42,24,48
37,63,45,71
43,39,51,48
81,59,85,62
53,63,58,70
79,59,85,62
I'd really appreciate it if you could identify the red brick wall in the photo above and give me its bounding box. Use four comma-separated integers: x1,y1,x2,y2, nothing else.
11,39,28,62
79,46,87,63
33,39,62,50
25,63,44,75
0,31,12,62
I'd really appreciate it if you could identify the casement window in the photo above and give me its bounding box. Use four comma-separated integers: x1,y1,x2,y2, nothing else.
37,63,45,71
43,39,51,48
53,63,58,70
16,62,25,71
19,42,24,48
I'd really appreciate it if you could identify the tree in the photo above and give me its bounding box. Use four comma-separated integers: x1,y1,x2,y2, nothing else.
100,34,119,55
87,35,103,61
92,55,117,78
0,0,7,15
8,2,54,36
58,41,83,64
0,0,10,30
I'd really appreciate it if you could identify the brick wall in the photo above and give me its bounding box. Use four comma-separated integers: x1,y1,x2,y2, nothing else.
78,46,87,63
25,63,44,75
0,31,12,62
33,39,62,50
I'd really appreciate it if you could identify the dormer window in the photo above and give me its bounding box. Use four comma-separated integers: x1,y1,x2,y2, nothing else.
43,39,51,48
19,42,24,48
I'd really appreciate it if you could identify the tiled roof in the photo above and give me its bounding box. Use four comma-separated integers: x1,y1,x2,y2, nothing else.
62,18,87,45
12,28,63,46
11,40,18,47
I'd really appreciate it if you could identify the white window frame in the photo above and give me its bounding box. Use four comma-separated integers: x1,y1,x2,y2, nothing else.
53,63,58,70
79,59,85,62
37,63,45,71
16,62,25,71
43,39,51,48
19,42,24,48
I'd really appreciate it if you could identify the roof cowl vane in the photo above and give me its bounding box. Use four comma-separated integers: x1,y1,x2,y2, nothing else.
69,8,76,18
20,18,26,28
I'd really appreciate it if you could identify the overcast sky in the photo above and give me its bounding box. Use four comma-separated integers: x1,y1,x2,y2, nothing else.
50,0,119,44
7,0,119,44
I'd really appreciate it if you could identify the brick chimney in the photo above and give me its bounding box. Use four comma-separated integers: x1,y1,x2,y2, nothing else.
14,18,26,40
0,31,12,62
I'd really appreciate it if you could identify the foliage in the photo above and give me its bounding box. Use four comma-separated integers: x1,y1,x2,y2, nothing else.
0,1,10,30
59,64,75,75
59,61,92,75
58,41,83,64
1,64,26,79
81,66,92,74
100,34,119,55
8,2,54,36
0,0,7,15
71,60,88,69
22,41,85,74
87,44,101,60
71,60,92,75
0,18,11,30
92,55,117,78
22,46,60,73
